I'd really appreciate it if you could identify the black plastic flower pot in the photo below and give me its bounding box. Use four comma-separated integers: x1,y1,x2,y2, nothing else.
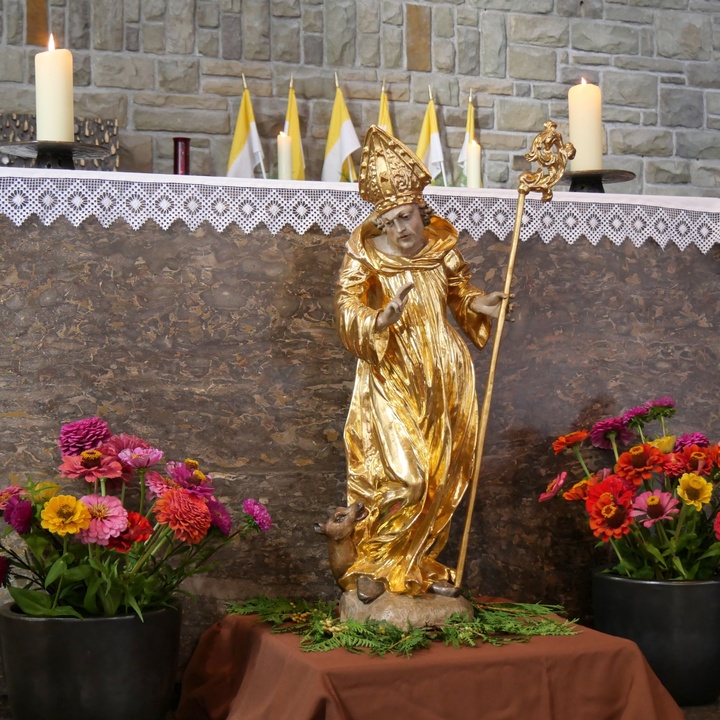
0,602,181,720
592,572,720,707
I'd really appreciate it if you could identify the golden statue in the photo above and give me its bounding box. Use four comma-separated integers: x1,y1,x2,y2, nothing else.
333,126,506,605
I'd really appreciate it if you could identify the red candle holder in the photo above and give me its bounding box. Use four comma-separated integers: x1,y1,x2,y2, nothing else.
173,137,190,175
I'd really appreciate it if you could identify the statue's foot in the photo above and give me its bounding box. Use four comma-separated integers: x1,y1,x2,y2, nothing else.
430,580,461,598
357,576,385,604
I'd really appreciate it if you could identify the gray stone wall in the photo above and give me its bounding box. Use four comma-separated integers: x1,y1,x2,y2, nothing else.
1,1,720,194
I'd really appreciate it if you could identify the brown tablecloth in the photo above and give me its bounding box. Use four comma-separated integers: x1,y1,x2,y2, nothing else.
176,612,684,720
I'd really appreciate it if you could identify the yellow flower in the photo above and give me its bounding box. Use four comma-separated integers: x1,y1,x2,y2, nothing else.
40,495,91,535
29,481,61,503
677,473,713,511
649,435,676,454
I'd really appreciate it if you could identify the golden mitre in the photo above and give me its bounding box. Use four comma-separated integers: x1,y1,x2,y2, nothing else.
358,125,432,216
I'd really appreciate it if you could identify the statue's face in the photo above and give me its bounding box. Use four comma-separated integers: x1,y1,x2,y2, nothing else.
377,204,425,258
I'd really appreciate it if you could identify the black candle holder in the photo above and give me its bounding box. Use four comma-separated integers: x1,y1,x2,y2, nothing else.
0,141,110,170
564,168,636,193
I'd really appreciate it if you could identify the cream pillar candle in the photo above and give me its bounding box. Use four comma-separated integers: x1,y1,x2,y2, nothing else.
35,34,74,143
466,138,482,188
277,132,292,180
568,78,603,172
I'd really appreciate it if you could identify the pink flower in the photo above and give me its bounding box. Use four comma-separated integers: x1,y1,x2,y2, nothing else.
715,512,720,542
100,434,154,485
630,490,680,528
78,494,128,546
590,417,635,450
243,498,272,532
58,418,112,456
145,470,181,500
59,450,123,483
538,472,567,503
118,447,164,469
166,460,215,500
675,433,710,451
0,486,25,511
623,405,650,427
208,499,232,536
4,495,33,534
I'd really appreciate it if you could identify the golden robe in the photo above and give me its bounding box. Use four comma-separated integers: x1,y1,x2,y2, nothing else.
335,215,491,596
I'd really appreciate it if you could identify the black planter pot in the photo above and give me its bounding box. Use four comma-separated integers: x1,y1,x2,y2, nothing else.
0,602,181,720
592,572,720,707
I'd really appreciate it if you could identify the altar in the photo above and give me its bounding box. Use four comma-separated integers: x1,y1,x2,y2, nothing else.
0,167,719,630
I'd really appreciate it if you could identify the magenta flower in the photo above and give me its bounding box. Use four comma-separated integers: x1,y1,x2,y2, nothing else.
118,447,164,469
589,417,635,450
538,472,567,503
145,470,180,500
623,405,650,427
166,461,215,500
630,490,680,529
243,498,272,532
208,499,232,536
715,512,720,542
675,433,710,451
78,494,128,546
646,397,675,409
58,417,112,456
4,495,33,534
0,486,25,511
0,556,9,586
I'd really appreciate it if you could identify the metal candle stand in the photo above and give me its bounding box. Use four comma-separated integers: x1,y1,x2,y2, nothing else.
565,168,636,193
0,141,110,170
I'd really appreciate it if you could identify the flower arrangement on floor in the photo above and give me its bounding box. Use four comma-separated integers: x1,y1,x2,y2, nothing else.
540,397,720,581
0,418,271,618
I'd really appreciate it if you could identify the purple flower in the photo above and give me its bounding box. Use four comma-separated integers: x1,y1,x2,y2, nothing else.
166,460,215,500
674,433,710,451
646,397,675,409
208,499,232,536
243,498,272,532
622,405,650,427
4,495,33,534
589,417,635,450
118,447,164,469
644,397,676,423
0,556,9,586
58,418,112,456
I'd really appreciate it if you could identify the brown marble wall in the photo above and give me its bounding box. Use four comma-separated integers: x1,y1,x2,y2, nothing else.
1,213,719,646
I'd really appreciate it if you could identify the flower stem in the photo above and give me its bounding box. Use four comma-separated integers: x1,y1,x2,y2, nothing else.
572,445,592,479
609,433,620,463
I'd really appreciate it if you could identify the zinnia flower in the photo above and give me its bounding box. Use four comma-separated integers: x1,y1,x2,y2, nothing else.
552,431,588,455
118,447,164,469
107,511,153,553
645,397,675,415
0,556,9,586
614,444,665,487
0,486,25,511
59,449,123,483
675,444,718,476
208,499,232,536
622,405,650,427
145,470,181,499
58,417,112,456
562,475,597,502
154,488,212,544
677,473,713,511
648,435,676,454
4,495,33,534
715,512,720,542
630,490,680,528
166,460,215,499
585,476,634,541
538,472,567,502
675,433,710,451
243,498,272,532
78,494,128,546
589,417,635,450
40,495,91,536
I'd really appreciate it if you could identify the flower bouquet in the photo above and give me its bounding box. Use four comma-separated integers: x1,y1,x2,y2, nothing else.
0,417,271,618
540,398,720,581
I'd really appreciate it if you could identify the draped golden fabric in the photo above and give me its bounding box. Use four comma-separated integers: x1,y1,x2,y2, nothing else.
335,215,491,595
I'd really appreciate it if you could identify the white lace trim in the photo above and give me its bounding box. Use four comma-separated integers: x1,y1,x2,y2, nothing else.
1,168,719,253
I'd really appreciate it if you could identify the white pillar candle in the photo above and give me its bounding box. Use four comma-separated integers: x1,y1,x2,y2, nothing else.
35,34,74,143
466,138,482,188
277,132,292,180
568,78,603,172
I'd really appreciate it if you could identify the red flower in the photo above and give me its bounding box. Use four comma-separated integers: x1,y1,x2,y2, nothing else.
586,476,634,542
552,431,589,455
614,444,665,487
154,488,211,545
106,511,153,553
676,444,718,476
0,556,9,585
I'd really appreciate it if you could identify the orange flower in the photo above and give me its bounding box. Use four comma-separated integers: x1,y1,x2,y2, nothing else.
586,476,634,542
614,444,665,486
677,444,718,476
562,475,597,501
154,488,211,545
552,430,589,455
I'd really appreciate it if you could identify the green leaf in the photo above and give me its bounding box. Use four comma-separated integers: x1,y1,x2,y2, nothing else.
44,558,68,588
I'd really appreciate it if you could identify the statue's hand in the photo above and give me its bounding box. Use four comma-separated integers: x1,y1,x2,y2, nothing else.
471,291,515,320
375,281,414,331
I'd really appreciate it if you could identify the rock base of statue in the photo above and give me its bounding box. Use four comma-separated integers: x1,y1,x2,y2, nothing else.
339,589,474,626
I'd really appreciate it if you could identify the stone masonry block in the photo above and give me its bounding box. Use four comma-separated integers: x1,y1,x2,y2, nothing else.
143,0,166,22
272,0,300,18
457,26,480,76
382,25,403,69
74,92,128,125
198,2,220,28
243,0,270,61
603,71,658,109
166,0,195,54
272,20,301,63
676,130,720,160
142,25,165,54
608,128,673,156
134,108,230,134
457,7,477,26
481,12,507,79
657,12,711,60
406,4,431,72
358,0,380,33
660,88,704,128
507,46,556,81
126,26,140,52
304,35,323,66
433,7,454,38
326,1,356,67
0,48,24,82
707,92,720,115
158,58,199,93
68,0,91,50
358,34,380,68
556,0,603,18
572,21,639,55
91,0,123,51
220,13,241,60
691,163,720,188
5,0,24,45
198,30,219,58
434,40,455,73
125,0,140,23
646,160,691,184
383,2,403,26
93,55,155,90
687,63,720,90
508,14,569,47
496,98,550,132
303,8,323,33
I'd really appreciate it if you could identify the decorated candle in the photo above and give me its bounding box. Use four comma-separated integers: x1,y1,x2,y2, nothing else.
277,132,292,180
35,34,74,143
568,79,603,172
466,138,482,189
